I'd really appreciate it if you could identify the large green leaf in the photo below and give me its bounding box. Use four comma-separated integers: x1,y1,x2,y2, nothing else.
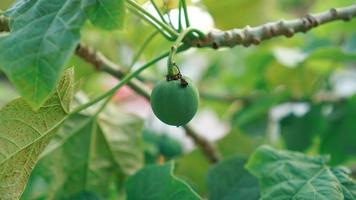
232,104,269,137
22,108,144,199
176,149,210,195
126,162,201,200
320,96,356,164
0,0,94,109
0,68,74,200
98,107,144,175
207,156,260,200
88,0,126,30
280,104,327,152
332,167,356,199
232,95,281,136
246,145,356,200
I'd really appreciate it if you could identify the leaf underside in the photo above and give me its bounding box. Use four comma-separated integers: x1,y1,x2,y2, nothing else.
0,68,74,200
22,106,144,199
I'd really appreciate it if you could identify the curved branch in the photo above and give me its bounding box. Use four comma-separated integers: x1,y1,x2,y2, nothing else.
189,4,356,48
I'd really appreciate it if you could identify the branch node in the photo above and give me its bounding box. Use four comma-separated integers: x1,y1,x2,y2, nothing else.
212,41,219,49
224,32,231,40
330,8,338,18
224,32,234,47
342,14,352,21
196,41,202,48
270,25,278,35
285,28,295,37
251,37,261,45
242,26,253,47
278,20,286,29
234,30,244,44
307,14,319,27
262,25,272,38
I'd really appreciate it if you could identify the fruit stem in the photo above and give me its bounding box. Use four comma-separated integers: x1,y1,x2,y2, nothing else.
126,0,179,39
129,30,159,70
180,0,190,28
167,28,204,78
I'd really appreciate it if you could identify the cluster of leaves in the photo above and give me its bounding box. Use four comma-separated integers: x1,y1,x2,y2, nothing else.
0,0,356,199
126,145,356,200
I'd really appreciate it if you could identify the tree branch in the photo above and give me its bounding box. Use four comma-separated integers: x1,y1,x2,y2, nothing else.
75,44,222,164
2,5,355,48
189,4,356,48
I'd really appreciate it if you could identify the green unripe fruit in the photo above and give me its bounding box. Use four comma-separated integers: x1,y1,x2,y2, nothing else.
151,77,199,126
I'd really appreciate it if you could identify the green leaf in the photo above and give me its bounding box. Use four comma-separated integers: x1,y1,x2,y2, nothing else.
246,145,356,200
232,95,280,136
176,149,210,195
126,162,201,200
0,0,94,109
98,107,144,175
332,167,356,199
0,68,74,200
88,0,126,30
320,96,356,164
217,128,263,157
280,104,326,152
207,156,260,200
5,0,37,17
22,108,144,199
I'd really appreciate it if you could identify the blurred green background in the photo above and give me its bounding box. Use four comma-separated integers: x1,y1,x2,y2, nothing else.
1,0,356,199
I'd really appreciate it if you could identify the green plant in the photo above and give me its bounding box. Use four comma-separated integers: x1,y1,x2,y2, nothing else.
0,0,356,199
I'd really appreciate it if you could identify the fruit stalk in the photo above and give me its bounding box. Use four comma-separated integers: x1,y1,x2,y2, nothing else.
167,28,203,78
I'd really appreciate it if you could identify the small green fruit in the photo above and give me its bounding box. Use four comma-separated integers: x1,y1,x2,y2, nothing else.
151,77,199,126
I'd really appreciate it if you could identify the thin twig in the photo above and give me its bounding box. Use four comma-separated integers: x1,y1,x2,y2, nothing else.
126,0,178,38
126,5,174,41
178,0,183,32
150,0,168,25
180,0,190,27
129,30,159,70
